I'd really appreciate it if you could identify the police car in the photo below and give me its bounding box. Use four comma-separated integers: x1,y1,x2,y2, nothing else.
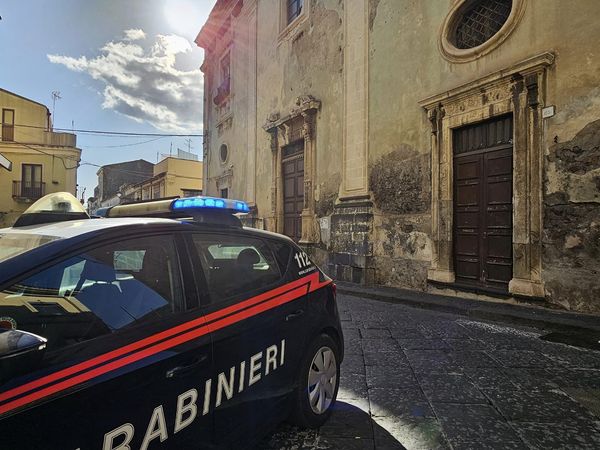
0,192,343,450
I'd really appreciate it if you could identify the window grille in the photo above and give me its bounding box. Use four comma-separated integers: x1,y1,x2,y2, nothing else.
287,0,303,25
455,0,512,49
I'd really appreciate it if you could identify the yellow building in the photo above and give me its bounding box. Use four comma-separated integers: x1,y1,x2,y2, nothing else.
121,156,203,202
0,88,81,227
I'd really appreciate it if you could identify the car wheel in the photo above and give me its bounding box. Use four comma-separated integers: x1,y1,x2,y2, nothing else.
290,333,340,428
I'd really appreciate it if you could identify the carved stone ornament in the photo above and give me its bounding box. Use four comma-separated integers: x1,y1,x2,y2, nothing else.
266,112,280,124
215,169,233,190
263,95,321,132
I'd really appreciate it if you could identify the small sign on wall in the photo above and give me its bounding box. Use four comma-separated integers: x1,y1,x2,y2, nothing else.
542,105,556,119
0,153,12,171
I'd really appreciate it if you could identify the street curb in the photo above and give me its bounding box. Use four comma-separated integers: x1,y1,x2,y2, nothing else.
336,282,600,334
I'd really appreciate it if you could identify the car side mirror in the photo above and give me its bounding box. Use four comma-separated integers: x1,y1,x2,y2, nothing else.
0,329,47,384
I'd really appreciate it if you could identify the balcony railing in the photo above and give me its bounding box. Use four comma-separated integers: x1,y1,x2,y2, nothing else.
213,77,231,105
12,181,46,200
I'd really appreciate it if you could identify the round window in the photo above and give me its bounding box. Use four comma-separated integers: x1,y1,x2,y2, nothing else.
219,144,228,163
454,0,512,49
440,0,525,63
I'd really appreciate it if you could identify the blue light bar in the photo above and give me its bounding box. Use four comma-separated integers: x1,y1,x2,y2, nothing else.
171,196,250,213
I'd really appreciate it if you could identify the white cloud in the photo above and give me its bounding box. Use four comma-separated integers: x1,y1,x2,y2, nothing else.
123,28,146,41
48,30,202,132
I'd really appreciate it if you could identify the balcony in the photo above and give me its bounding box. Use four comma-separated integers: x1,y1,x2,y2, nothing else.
213,77,230,105
12,181,46,201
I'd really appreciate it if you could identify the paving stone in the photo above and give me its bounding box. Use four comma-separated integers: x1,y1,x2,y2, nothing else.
388,327,429,340
361,338,400,354
488,349,557,368
419,324,470,339
396,339,449,350
485,335,544,350
483,386,599,424
368,388,434,419
343,328,361,340
432,404,523,444
318,406,374,439
462,367,517,391
338,371,369,399
339,310,353,322
418,374,487,403
362,351,410,367
548,351,600,369
512,421,600,449
501,368,560,391
360,328,392,339
547,369,600,389
259,425,320,449
563,387,600,418
443,338,492,351
341,353,366,375
447,350,501,368
365,365,420,390
449,440,525,450
373,417,449,450
357,320,390,330
404,350,464,374
344,339,364,355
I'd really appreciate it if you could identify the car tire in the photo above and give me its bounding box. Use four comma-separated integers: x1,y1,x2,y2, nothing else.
290,333,340,429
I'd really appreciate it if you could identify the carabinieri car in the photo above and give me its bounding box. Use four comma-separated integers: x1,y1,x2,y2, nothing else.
0,193,343,450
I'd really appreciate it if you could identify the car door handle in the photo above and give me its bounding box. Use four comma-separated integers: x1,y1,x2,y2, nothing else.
285,309,305,322
166,354,208,379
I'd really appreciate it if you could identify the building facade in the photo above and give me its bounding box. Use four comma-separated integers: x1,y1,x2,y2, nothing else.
90,159,155,209
0,88,81,227
120,157,203,202
197,0,600,313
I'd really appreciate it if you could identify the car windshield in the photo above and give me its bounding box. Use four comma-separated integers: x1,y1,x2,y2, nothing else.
0,233,60,262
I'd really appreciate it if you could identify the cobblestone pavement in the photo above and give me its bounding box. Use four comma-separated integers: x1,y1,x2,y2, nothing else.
261,294,600,450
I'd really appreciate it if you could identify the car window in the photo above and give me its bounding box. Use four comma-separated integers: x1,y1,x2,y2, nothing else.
0,233,60,262
0,235,182,352
192,234,281,301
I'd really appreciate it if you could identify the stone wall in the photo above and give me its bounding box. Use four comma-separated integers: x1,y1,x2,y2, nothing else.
543,120,600,312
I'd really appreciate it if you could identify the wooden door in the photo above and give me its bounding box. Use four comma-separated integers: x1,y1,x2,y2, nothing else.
453,116,513,293
282,142,304,242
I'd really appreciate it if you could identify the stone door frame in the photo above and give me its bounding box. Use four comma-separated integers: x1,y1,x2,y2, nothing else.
419,52,554,298
264,95,321,244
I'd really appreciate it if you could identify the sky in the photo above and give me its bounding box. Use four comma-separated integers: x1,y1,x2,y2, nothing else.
0,0,217,200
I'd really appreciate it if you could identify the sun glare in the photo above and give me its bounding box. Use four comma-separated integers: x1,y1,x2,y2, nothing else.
163,0,207,39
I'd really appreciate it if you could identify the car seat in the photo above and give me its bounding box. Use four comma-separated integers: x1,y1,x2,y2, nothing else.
76,259,130,330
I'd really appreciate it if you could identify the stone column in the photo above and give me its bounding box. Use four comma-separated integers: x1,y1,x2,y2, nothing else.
300,110,320,244
245,4,258,207
341,0,369,198
266,127,279,233
508,71,545,297
328,0,374,284
427,105,455,283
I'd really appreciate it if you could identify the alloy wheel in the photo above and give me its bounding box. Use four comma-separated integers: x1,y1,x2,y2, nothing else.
307,346,337,414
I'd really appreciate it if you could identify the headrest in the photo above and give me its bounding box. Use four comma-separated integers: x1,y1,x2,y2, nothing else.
80,259,116,282
237,248,260,266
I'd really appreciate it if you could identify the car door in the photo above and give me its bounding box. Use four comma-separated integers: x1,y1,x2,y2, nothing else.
0,232,214,450
187,231,309,448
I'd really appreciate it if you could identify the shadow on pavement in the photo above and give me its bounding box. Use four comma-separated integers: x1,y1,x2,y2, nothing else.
259,401,406,450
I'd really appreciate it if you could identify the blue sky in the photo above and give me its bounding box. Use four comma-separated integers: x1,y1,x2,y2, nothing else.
0,0,216,200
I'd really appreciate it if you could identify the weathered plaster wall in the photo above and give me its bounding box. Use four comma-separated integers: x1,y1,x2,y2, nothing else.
544,121,600,312
367,0,600,310
254,0,344,230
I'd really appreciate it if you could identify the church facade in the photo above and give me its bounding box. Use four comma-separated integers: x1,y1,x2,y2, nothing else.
197,0,600,313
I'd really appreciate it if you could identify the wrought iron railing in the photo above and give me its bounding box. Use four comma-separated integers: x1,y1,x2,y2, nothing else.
12,181,46,200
